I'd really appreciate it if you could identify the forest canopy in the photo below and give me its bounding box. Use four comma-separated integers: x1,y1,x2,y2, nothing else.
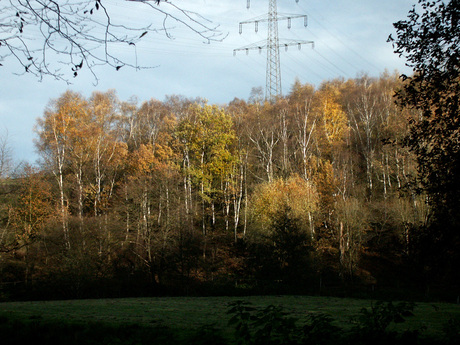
0,74,435,299
0,0,459,300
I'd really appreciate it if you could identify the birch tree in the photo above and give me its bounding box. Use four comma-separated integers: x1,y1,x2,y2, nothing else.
35,91,87,248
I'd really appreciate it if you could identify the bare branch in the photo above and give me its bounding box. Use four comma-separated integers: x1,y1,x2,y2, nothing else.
0,0,227,83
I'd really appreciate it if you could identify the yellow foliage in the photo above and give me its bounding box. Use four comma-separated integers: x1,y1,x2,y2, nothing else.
251,175,318,232
176,103,238,194
129,144,156,174
315,85,347,145
11,166,55,242
308,156,338,213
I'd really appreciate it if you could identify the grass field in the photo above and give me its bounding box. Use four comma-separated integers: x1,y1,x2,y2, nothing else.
1,295,459,338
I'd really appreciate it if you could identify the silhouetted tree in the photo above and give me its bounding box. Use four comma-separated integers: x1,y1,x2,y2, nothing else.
389,0,460,284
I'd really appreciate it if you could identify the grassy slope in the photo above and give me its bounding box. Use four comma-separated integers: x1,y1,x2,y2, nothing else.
0,296,458,337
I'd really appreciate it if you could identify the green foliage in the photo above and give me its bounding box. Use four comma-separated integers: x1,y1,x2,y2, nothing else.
187,324,227,345
244,205,314,286
349,301,419,345
176,103,238,191
270,207,312,281
226,300,429,345
301,313,341,345
251,305,300,345
0,318,176,345
2,296,460,344
442,317,460,345
227,300,302,345
353,301,415,334
227,301,342,345
227,300,257,345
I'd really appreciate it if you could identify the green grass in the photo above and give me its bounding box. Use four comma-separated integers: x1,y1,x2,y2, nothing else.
0,295,459,338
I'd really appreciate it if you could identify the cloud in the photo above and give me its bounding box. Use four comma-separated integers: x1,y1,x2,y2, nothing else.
1,0,417,163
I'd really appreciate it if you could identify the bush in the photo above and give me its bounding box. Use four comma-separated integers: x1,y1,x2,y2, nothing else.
227,300,340,345
225,300,450,345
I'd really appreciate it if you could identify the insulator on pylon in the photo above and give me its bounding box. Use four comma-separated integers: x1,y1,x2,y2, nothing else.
255,21,258,33
247,0,250,9
304,16,308,27
246,49,249,55
288,18,292,29
239,23,242,34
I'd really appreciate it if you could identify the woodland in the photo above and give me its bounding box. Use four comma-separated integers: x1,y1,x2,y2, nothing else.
0,73,450,300
0,0,459,301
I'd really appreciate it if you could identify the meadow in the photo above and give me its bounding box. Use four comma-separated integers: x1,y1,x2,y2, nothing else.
1,295,459,344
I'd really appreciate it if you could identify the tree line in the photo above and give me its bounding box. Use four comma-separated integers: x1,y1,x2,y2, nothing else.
1,72,445,300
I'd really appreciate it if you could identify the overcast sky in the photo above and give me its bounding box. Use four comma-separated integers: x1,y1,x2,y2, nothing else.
0,0,416,164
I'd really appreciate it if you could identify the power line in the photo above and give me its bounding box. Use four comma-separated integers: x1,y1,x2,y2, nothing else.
234,0,313,102
294,1,384,75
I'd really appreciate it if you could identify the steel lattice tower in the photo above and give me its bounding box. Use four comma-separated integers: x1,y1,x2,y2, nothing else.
234,0,314,102
266,0,281,101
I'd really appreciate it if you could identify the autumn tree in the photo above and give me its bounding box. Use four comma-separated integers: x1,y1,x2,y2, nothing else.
15,71,456,297
389,0,460,284
249,175,318,283
335,197,368,279
120,99,181,284
299,82,347,246
34,90,127,252
87,91,127,218
48,95,96,239
316,82,348,160
251,175,318,237
8,165,55,284
176,103,239,274
346,76,389,198
35,91,88,249
246,101,281,182
288,81,317,180
227,98,252,240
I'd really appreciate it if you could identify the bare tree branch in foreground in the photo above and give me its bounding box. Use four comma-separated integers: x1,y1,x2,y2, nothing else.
0,0,226,83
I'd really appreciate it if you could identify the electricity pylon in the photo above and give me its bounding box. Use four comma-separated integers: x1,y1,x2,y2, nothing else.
234,0,314,102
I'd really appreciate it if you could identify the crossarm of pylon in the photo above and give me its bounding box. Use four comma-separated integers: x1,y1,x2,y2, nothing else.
246,0,302,10
239,13,308,33
278,39,314,50
240,13,306,24
233,39,313,55
233,40,267,55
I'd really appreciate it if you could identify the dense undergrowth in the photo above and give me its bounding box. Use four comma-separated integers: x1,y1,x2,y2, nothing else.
1,300,459,345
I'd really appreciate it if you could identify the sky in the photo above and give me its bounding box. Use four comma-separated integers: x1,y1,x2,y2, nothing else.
0,0,416,164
